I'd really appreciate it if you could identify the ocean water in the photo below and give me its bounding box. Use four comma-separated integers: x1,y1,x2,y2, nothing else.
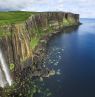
40,18,95,97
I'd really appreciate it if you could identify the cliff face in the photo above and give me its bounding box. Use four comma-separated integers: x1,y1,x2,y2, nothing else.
0,12,80,72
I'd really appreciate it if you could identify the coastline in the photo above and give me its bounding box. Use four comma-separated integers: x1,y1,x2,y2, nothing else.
0,12,80,97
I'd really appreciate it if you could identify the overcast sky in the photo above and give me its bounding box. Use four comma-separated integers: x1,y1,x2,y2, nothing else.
0,0,95,18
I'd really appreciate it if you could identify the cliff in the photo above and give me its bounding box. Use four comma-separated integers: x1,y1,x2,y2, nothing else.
0,12,80,73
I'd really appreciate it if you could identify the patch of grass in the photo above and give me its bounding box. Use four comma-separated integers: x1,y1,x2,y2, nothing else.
63,18,76,26
63,18,70,26
9,63,15,72
0,31,11,37
0,11,32,25
0,26,11,37
30,37,39,50
68,17,76,25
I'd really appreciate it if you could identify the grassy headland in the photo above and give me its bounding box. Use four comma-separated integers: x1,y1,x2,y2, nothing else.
0,11,32,25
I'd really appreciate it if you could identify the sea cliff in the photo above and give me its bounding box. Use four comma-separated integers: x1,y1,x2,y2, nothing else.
0,12,80,74
0,11,80,97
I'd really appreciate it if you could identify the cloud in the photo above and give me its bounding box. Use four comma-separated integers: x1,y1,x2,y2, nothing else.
63,0,95,18
22,0,64,11
0,0,63,11
0,0,34,10
0,0,95,18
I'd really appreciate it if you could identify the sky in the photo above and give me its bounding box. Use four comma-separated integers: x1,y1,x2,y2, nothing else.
0,0,95,18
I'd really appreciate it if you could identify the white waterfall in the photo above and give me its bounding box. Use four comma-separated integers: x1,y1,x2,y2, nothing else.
0,49,12,88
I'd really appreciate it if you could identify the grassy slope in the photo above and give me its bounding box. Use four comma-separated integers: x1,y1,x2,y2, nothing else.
0,11,33,25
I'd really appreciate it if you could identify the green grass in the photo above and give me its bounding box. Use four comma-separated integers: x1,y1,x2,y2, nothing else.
63,18,70,26
63,18,76,26
9,63,15,72
30,37,39,50
0,11,33,25
0,31,11,37
68,17,76,25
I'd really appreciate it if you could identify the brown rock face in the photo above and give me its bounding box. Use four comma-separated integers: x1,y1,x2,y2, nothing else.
0,12,80,71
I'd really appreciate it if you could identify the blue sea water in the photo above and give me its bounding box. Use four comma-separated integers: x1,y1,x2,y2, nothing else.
40,18,95,97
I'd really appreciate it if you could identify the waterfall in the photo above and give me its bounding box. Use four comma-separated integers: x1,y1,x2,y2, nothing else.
0,68,6,88
0,49,12,88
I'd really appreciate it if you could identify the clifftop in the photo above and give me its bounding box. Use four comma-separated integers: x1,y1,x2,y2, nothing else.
0,11,79,25
0,11,32,25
